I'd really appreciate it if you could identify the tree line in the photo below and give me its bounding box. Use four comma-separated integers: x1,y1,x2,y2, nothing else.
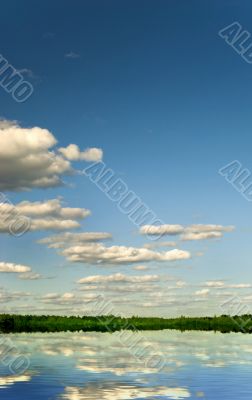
0,314,252,333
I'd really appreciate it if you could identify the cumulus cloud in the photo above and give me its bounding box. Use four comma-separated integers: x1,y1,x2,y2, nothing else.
181,224,234,241
37,229,190,268
42,292,75,302
58,144,103,162
133,265,149,271
0,119,103,191
187,224,234,233
0,120,71,190
41,292,99,305
229,284,252,289
14,198,90,219
38,231,112,249
140,223,234,241
78,273,160,284
0,198,90,233
175,280,187,288
140,225,184,236
204,281,226,288
204,281,252,289
78,285,99,291
62,243,191,265
195,289,210,297
181,231,222,241
0,262,31,273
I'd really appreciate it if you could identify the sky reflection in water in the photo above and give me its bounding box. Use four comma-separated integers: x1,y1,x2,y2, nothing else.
0,330,252,399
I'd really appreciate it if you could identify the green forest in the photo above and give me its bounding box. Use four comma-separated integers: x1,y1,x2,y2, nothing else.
0,314,252,334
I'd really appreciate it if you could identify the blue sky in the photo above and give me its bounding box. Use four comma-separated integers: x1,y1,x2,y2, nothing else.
0,0,252,316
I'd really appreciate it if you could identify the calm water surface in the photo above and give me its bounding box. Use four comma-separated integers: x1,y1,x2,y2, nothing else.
0,330,252,399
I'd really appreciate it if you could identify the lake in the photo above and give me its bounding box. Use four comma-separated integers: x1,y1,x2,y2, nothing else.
0,330,251,399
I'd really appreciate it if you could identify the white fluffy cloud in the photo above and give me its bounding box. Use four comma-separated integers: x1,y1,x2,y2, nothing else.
78,273,160,284
133,265,149,271
62,243,191,265
187,224,234,233
205,280,225,288
38,231,112,248
0,262,31,273
181,232,222,241
204,281,252,289
0,198,90,233
195,289,210,297
0,120,103,191
140,225,184,236
140,224,234,241
181,224,234,241
41,292,99,305
14,198,90,219
58,144,103,162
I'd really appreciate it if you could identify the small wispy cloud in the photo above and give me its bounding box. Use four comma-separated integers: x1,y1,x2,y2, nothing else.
18,272,43,280
16,68,35,79
64,51,80,59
